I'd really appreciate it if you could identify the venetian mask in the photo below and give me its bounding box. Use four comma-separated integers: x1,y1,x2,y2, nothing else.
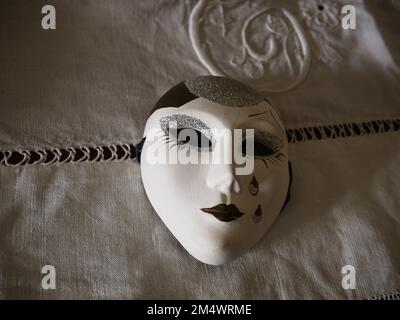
138,76,292,265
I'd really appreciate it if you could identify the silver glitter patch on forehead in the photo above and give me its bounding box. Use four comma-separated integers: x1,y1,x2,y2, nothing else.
159,114,212,140
185,76,263,107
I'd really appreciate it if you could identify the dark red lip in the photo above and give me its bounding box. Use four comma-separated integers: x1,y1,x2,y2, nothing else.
201,203,244,222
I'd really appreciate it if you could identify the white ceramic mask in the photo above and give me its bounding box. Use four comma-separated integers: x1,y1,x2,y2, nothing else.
139,76,291,265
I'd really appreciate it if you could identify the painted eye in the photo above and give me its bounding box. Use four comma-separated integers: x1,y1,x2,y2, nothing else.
170,128,213,150
241,138,275,157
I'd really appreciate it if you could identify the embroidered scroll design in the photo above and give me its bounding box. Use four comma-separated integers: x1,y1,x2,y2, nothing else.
189,0,347,92
299,0,343,66
189,0,311,93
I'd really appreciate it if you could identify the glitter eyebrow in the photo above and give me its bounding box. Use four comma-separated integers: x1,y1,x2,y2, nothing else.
159,114,212,139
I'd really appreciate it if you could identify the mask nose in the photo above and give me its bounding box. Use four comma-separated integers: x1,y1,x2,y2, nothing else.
206,164,241,204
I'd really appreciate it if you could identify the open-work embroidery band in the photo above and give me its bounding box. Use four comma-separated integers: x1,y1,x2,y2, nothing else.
1,119,399,167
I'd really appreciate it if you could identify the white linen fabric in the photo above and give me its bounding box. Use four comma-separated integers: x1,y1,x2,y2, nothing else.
0,0,399,299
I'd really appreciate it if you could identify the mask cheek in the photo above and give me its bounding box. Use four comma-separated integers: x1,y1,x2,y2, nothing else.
141,147,208,224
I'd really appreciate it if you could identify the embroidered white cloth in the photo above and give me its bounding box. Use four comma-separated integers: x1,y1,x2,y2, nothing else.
0,0,399,299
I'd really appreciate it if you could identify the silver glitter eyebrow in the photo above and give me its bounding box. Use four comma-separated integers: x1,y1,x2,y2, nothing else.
159,114,212,139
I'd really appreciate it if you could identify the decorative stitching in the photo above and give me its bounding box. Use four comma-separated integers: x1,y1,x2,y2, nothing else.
0,144,136,167
0,119,399,166
286,119,400,144
368,289,400,300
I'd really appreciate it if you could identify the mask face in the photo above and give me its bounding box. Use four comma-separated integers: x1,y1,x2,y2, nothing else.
140,77,290,265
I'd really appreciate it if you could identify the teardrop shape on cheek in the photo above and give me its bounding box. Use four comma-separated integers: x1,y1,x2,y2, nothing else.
252,205,262,224
248,175,259,195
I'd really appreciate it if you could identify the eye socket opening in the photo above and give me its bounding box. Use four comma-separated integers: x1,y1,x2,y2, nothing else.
241,139,274,157
241,133,282,158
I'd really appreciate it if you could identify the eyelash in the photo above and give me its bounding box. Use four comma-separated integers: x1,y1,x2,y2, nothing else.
161,135,177,149
260,152,286,169
162,128,213,151
241,136,285,168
